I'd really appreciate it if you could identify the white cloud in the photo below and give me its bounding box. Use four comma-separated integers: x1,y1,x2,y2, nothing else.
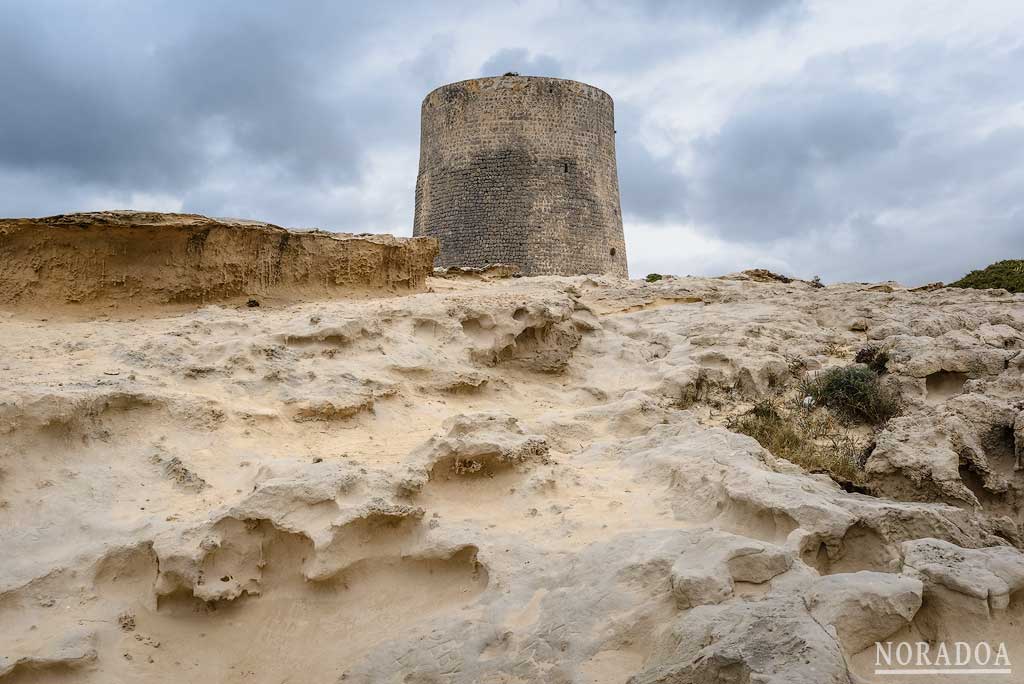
625,220,795,279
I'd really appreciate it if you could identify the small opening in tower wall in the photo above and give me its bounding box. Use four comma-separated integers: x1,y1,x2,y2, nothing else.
563,163,569,173
610,248,617,257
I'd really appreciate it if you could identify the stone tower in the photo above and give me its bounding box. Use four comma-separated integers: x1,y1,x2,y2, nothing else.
413,74,628,277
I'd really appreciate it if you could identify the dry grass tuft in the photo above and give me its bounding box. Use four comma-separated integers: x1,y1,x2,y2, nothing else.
728,398,867,484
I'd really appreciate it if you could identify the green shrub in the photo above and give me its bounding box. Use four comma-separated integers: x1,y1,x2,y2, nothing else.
801,365,901,425
949,259,1024,293
645,273,664,282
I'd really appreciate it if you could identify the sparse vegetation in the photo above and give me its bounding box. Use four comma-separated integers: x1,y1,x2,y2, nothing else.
786,355,808,375
800,365,901,425
673,370,731,410
727,398,865,483
645,273,664,282
854,346,889,375
949,260,1024,293
673,355,897,484
729,400,806,461
822,341,847,357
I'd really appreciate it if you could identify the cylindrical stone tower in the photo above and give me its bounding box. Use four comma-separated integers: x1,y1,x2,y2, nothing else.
413,74,628,277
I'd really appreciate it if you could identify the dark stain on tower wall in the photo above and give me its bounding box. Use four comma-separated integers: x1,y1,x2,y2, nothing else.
413,75,628,277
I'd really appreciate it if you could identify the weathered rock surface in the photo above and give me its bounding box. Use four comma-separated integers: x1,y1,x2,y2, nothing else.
669,529,792,609
902,538,1024,614
805,571,923,653
0,211,438,308
1,267,1022,682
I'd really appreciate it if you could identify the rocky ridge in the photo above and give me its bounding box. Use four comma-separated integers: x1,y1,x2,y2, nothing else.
0,212,438,310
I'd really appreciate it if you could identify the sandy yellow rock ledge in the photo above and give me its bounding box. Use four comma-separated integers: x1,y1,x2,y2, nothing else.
0,211,438,310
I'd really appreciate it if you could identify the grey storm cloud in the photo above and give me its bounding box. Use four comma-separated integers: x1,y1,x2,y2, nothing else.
689,85,902,242
0,0,1020,283
0,2,406,192
614,105,689,224
624,30,1023,283
624,0,804,26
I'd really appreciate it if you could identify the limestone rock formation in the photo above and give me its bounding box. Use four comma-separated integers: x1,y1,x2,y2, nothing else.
1,258,1022,682
805,571,923,653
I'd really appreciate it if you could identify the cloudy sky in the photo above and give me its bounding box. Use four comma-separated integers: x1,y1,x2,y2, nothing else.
2,1,1022,284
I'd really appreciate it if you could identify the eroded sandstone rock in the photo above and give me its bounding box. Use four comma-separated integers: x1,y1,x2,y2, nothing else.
0,211,438,308
1,269,1022,683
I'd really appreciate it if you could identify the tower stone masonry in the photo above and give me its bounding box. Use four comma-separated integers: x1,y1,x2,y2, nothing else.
413,74,628,277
